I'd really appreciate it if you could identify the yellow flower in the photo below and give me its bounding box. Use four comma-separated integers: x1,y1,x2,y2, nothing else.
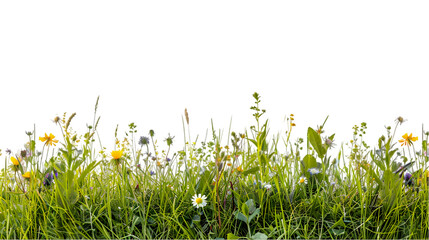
236,166,243,172
39,133,59,146
399,133,418,146
111,150,123,160
22,172,31,179
11,156,20,166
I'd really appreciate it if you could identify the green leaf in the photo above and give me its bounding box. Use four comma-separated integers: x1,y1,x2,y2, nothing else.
243,167,260,176
227,233,241,240
77,161,100,187
196,170,213,193
308,127,326,159
248,208,260,223
192,214,201,222
251,232,268,240
330,217,346,229
301,154,317,172
235,211,248,223
245,199,256,214
330,228,345,236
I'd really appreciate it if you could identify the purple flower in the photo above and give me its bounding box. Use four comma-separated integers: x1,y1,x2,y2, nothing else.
139,136,150,146
150,171,155,176
5,149,11,155
404,172,412,182
43,172,54,186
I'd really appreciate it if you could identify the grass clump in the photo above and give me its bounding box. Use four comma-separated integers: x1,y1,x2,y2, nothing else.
0,93,428,239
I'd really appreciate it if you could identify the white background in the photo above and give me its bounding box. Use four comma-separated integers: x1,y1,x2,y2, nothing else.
1,1,428,159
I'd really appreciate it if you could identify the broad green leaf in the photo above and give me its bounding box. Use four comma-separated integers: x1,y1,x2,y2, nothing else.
227,233,241,240
251,232,268,240
248,208,260,223
235,211,248,223
301,154,317,172
308,127,326,159
245,199,256,214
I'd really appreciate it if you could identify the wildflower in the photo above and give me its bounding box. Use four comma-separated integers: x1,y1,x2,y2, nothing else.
403,172,413,186
316,125,324,135
395,116,407,125
53,116,61,124
404,172,412,182
150,171,155,176
298,176,307,184
43,172,54,186
111,150,123,160
10,156,20,166
20,150,27,158
324,137,336,149
165,135,174,146
22,172,31,179
166,157,171,162
399,133,418,146
308,168,321,175
236,166,243,172
264,184,272,190
191,193,207,208
5,149,11,155
39,133,59,146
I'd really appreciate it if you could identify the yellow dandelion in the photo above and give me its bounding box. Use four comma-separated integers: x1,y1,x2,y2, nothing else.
11,156,20,166
399,133,418,146
111,150,123,160
236,166,243,172
22,172,31,179
39,133,59,146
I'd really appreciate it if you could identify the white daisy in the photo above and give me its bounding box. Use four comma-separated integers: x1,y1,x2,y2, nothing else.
191,193,207,209
298,176,308,185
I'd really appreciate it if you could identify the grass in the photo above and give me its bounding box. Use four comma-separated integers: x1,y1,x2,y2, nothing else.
0,93,428,239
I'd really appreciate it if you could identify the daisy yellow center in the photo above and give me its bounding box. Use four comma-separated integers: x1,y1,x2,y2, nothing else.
196,198,203,204
300,178,305,183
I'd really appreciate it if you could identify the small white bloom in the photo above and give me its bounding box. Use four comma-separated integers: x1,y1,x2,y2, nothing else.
264,184,272,190
298,176,308,184
308,168,321,175
192,193,207,209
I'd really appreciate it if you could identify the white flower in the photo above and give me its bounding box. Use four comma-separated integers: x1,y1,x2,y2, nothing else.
298,176,308,184
264,184,272,190
191,193,207,209
308,168,321,175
